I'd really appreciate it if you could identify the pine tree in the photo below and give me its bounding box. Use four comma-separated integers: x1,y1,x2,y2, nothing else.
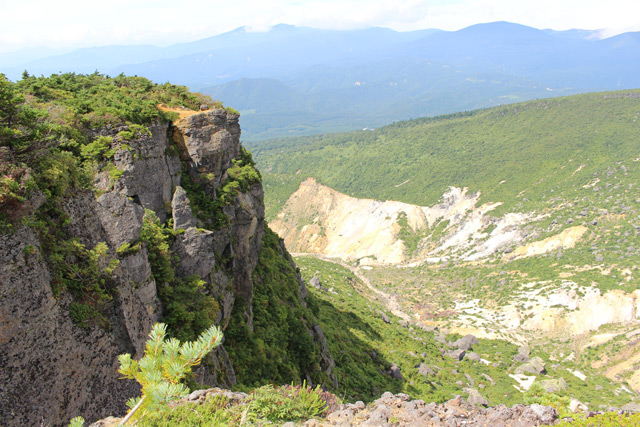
69,322,223,426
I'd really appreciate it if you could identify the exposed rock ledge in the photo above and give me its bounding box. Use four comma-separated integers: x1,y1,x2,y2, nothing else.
91,390,560,427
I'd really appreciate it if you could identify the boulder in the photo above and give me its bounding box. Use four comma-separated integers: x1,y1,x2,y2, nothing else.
466,352,481,362
464,388,489,406
515,356,546,375
417,363,435,377
569,398,588,413
380,311,391,324
513,344,531,363
388,363,403,380
445,349,466,361
435,333,450,346
453,334,478,351
96,192,144,247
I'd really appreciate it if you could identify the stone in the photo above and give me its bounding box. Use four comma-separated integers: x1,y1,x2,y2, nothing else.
481,373,496,385
435,333,450,346
453,334,479,351
569,398,588,413
465,388,489,406
465,373,475,386
172,228,219,280
380,311,391,324
88,417,122,427
389,363,403,380
513,353,530,363
466,352,481,361
171,186,197,231
418,363,435,377
309,276,322,288
515,356,546,375
445,349,466,361
96,192,145,247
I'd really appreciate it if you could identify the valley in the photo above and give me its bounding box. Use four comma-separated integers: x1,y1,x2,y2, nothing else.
253,89,640,409
2,5,640,425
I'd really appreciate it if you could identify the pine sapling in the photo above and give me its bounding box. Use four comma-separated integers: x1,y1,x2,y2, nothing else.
117,322,223,424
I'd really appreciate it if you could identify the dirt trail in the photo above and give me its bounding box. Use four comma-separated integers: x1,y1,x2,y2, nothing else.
157,104,208,121
291,252,411,322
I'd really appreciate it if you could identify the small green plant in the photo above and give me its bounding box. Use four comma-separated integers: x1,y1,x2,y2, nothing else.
117,322,223,423
523,383,572,417
80,136,115,161
118,124,152,141
244,382,329,423
68,416,86,427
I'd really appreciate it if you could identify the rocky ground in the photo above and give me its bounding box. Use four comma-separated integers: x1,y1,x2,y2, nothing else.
90,389,561,426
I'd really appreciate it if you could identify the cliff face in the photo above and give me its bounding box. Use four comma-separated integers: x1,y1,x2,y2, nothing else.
0,108,327,426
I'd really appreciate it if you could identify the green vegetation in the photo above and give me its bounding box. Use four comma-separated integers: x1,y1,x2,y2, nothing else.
125,382,336,427
118,323,223,422
224,226,330,388
158,276,220,343
0,71,217,223
556,412,640,427
294,255,633,408
70,322,223,426
181,146,261,228
251,89,640,217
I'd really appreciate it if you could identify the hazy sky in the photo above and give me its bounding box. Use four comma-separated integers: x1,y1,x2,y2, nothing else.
1,0,639,52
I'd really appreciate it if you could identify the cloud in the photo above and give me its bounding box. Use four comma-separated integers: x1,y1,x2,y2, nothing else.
1,0,638,52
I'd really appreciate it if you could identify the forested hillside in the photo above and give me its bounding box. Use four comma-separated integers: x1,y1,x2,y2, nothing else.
251,90,640,219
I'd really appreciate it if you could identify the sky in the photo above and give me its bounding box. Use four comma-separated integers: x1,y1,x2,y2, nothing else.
1,0,639,53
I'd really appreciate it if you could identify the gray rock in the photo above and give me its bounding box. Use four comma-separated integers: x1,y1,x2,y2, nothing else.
465,373,475,386
96,192,145,247
466,352,481,361
362,404,390,426
88,417,122,427
453,334,478,351
435,333,450,346
172,228,219,281
515,356,546,375
0,226,153,426
445,349,466,361
465,388,489,406
171,186,197,231
111,121,181,221
481,373,496,385
380,311,391,324
388,363,403,380
309,276,329,292
513,344,531,362
418,363,435,377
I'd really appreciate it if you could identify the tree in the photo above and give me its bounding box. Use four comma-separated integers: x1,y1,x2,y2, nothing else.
0,73,24,147
69,322,223,426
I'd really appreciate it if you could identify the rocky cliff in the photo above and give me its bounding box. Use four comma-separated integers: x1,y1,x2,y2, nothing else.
0,105,333,426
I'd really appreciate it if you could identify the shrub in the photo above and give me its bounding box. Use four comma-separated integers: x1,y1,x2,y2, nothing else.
118,323,223,423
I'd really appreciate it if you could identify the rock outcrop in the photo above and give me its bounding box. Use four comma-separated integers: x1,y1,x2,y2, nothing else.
0,108,333,426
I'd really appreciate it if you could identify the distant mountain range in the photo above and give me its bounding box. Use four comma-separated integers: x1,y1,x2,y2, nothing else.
2,22,639,140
